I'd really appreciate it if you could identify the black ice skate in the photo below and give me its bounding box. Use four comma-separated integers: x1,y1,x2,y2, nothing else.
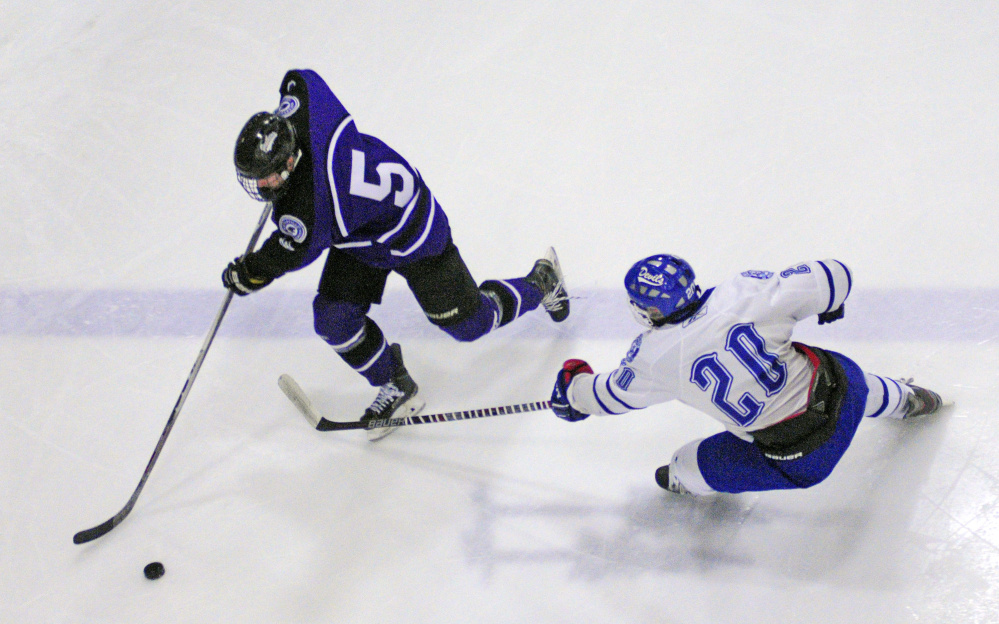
900,380,945,419
526,247,570,322
361,344,425,441
654,465,691,494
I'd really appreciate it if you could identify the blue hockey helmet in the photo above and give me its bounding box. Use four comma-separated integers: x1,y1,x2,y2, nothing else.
624,254,700,327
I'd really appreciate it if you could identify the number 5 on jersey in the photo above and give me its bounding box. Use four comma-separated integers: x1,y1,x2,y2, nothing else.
348,149,415,207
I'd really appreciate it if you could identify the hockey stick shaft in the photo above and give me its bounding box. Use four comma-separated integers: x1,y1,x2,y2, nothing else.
73,203,273,545
322,400,553,431
278,374,551,432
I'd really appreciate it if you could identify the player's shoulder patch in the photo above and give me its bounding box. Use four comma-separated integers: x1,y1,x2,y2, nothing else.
277,94,300,118
278,70,311,120
278,214,308,243
740,270,773,280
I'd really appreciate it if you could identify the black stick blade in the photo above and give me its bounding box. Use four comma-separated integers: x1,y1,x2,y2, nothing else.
316,416,363,431
73,517,116,544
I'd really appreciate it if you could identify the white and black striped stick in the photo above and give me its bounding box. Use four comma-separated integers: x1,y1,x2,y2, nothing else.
278,374,551,432
73,202,273,545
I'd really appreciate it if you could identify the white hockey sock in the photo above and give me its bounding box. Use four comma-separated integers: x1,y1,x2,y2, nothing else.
863,373,910,419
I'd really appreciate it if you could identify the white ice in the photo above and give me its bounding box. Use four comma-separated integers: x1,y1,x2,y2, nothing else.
2,2,998,623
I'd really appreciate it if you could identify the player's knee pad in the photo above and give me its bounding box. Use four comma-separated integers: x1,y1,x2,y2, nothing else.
671,439,717,496
312,296,369,348
437,292,499,342
432,280,521,342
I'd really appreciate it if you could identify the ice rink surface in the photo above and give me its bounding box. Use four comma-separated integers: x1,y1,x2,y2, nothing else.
2,2,998,622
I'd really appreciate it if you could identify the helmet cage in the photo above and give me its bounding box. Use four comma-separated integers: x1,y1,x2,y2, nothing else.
629,299,668,328
236,148,301,202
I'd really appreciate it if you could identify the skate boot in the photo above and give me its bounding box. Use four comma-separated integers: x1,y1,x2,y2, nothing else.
526,247,570,322
899,379,945,419
654,465,691,494
361,344,425,441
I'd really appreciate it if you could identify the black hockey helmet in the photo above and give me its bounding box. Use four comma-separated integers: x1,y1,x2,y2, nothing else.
234,112,301,201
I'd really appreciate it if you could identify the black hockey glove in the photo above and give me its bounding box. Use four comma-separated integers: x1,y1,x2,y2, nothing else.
551,359,594,422
817,304,845,325
221,257,273,296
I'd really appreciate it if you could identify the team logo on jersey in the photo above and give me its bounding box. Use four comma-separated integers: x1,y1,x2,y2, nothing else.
624,334,643,364
741,270,773,280
277,95,300,118
278,215,307,243
780,264,811,278
637,266,665,286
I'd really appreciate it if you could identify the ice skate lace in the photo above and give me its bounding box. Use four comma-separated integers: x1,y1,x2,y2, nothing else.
368,382,404,416
541,279,568,311
535,261,568,311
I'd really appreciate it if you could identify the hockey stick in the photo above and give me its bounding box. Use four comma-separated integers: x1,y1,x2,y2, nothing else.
278,374,551,431
73,203,273,545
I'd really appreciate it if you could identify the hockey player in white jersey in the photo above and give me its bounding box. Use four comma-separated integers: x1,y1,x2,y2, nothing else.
550,254,946,495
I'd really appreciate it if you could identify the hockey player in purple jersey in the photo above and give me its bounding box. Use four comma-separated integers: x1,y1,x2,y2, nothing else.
222,69,569,440
550,254,946,494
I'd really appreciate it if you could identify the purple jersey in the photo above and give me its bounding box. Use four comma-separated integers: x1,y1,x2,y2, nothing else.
246,69,451,277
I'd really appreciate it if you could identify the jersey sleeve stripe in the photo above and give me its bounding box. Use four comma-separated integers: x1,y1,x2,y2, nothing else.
590,375,626,415
816,260,837,313
831,259,852,300
604,375,640,411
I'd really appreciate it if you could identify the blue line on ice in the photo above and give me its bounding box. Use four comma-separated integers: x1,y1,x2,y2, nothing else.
2,288,996,341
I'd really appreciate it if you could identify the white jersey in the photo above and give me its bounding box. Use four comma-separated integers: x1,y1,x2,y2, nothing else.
568,260,853,441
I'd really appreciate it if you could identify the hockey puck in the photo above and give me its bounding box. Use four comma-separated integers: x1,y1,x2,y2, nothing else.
143,561,165,580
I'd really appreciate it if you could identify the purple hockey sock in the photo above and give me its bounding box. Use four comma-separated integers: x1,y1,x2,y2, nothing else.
313,296,396,386
440,279,543,342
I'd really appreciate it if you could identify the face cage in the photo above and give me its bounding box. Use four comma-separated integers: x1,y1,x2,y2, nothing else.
629,299,666,328
237,171,271,201
236,149,302,202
